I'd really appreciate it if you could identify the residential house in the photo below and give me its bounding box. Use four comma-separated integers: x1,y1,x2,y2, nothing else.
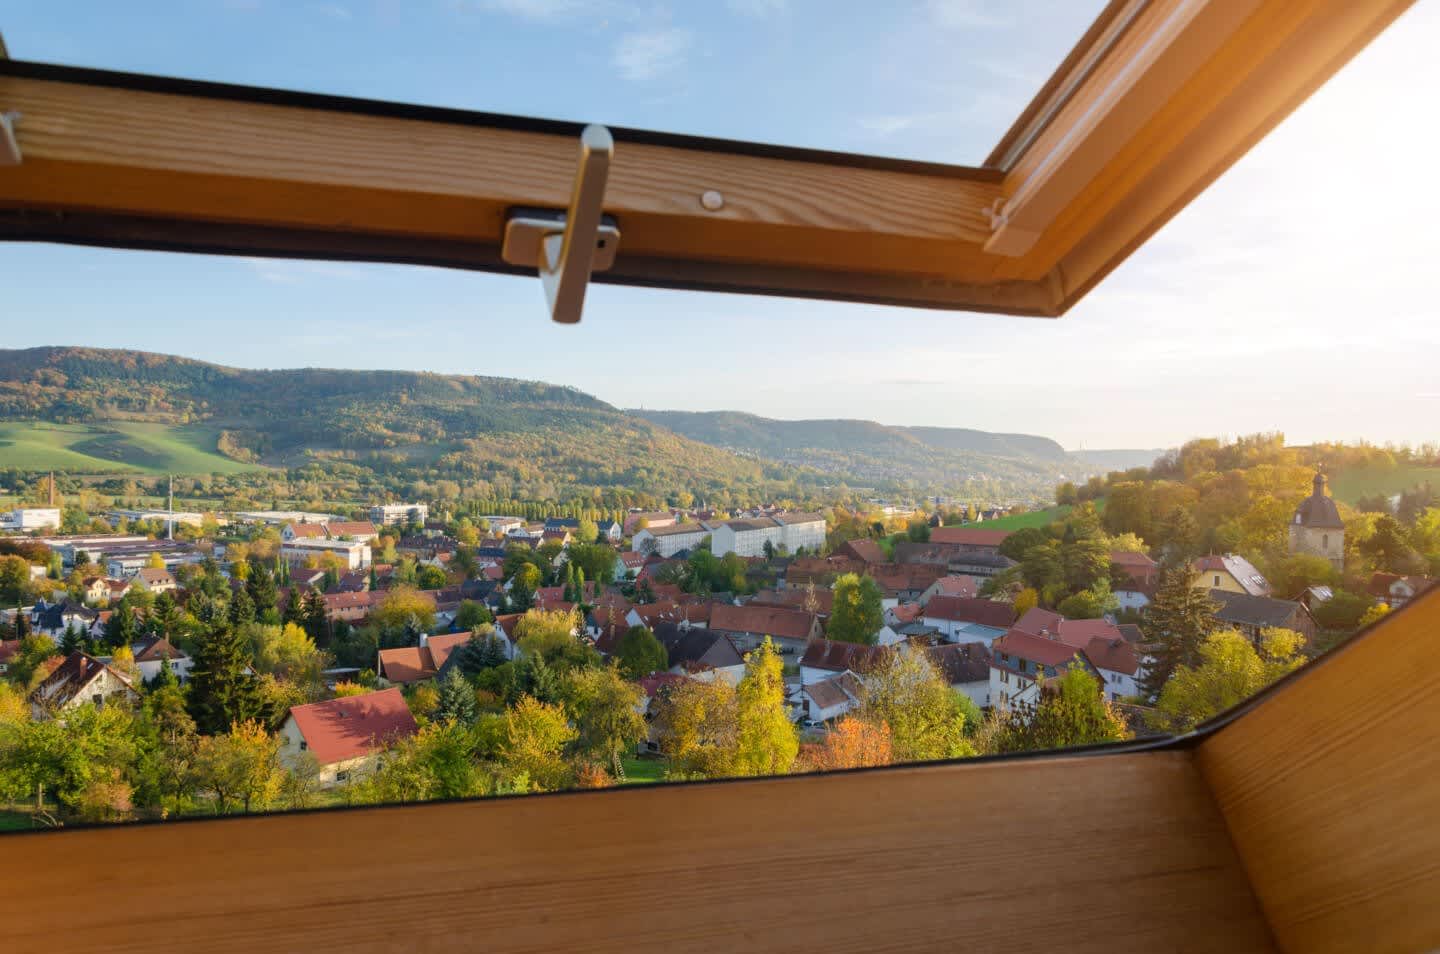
624,510,676,535
617,551,647,579
31,599,99,637
281,522,328,543
327,521,379,543
596,519,623,543
928,527,1012,552
286,566,329,590
709,603,822,656
1012,607,1064,637
81,576,130,605
322,590,377,623
836,538,886,566
926,642,993,708
369,503,428,527
29,651,140,718
800,671,863,723
375,632,472,686
280,538,371,570
869,562,946,601
1083,635,1142,701
131,636,192,683
1368,573,1437,609
921,597,1016,645
278,688,419,787
1111,550,1160,610
784,555,865,588
1209,590,1317,645
749,587,835,618
918,574,979,606
654,623,746,684
132,567,178,594
627,601,712,631
799,639,888,686
989,630,1096,710
1193,554,1272,598
710,512,826,558
631,523,710,559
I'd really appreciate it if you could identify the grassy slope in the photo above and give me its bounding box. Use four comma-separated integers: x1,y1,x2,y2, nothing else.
1329,464,1440,504
0,422,264,475
967,499,1107,531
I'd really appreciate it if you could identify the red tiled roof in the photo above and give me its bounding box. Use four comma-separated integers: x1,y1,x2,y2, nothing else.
930,574,978,598
0,639,20,665
710,603,817,641
285,522,327,539
928,527,1011,547
888,602,923,623
424,633,471,672
637,672,688,698
924,596,1015,629
323,591,376,612
800,639,888,673
131,636,187,663
327,521,376,537
838,538,886,565
749,588,836,616
1013,608,1065,637
1083,636,1139,676
631,601,712,627
287,688,418,765
377,646,434,684
992,630,1082,668
927,642,992,685
869,563,946,593
1054,618,1125,648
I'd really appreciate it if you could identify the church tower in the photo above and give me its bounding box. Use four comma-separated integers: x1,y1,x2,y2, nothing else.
1289,470,1344,570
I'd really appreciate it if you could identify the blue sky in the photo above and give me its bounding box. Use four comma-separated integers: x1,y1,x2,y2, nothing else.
4,1,1438,450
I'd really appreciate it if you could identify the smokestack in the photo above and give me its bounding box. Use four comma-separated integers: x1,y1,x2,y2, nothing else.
48,472,55,507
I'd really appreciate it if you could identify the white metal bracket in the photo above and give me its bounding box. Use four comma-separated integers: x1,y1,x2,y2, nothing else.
501,124,618,324
0,111,20,167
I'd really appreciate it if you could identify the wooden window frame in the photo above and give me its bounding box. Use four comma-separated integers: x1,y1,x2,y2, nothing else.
4,589,1438,952
0,0,1415,316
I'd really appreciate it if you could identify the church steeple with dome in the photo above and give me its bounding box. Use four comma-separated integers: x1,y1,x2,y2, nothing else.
1289,469,1344,570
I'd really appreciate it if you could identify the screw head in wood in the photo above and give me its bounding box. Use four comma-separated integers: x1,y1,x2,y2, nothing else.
700,190,725,211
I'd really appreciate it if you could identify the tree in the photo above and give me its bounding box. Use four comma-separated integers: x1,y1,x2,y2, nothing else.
187,623,266,735
146,551,166,570
498,695,576,792
564,665,645,778
733,639,798,777
857,650,974,763
1357,603,1392,628
514,609,596,673
1157,506,1202,564
799,716,892,772
1149,628,1306,733
454,630,507,676
1270,553,1340,599
576,518,599,545
1012,587,1039,618
228,587,256,627
104,604,137,648
454,600,493,631
1056,580,1118,620
192,719,283,814
568,543,617,588
435,668,479,725
1312,589,1373,631
245,565,278,618
998,527,1049,562
1362,515,1423,573
613,625,668,679
653,678,738,778
0,555,31,605
510,563,541,611
247,622,326,694
370,585,437,633
828,573,884,645
301,587,330,643
415,564,448,591
989,668,1130,753
0,702,140,817
1140,566,1219,697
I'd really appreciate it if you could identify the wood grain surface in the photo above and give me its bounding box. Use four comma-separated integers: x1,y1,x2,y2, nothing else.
2,750,1273,954
1198,588,1440,954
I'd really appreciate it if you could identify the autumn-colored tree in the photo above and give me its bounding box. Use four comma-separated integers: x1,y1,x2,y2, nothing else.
733,638,799,777
828,573,884,645
802,717,892,772
146,551,166,570
247,622,327,695
563,665,645,778
653,679,738,778
370,585,437,633
1004,588,1037,621
498,695,576,792
989,668,1131,754
857,650,974,763
1149,628,1306,734
613,625,667,679
514,609,596,673
1358,603,1392,628
192,720,283,814
332,681,370,698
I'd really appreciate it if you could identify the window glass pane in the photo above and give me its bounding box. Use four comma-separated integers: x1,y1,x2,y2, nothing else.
6,0,1109,165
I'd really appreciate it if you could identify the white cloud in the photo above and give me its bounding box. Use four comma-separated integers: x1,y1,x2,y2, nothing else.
928,0,1011,29
613,27,692,81
477,0,592,20
242,259,368,285
728,0,786,16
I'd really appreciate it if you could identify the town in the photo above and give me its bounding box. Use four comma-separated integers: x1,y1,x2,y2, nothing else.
1,436,1436,826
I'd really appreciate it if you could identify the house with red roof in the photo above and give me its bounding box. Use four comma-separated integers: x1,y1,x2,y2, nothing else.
989,629,1098,711
799,639,889,686
29,651,139,719
710,603,822,656
928,527,1011,550
919,574,978,605
921,597,1016,645
278,687,418,787
375,632,473,686
836,538,886,566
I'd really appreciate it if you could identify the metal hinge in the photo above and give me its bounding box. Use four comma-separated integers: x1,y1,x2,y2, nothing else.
0,111,20,166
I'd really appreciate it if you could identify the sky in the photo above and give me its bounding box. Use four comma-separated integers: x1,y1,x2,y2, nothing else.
3,0,1438,451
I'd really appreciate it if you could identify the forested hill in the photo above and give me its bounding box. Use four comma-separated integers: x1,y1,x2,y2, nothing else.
0,347,782,498
626,409,1080,494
